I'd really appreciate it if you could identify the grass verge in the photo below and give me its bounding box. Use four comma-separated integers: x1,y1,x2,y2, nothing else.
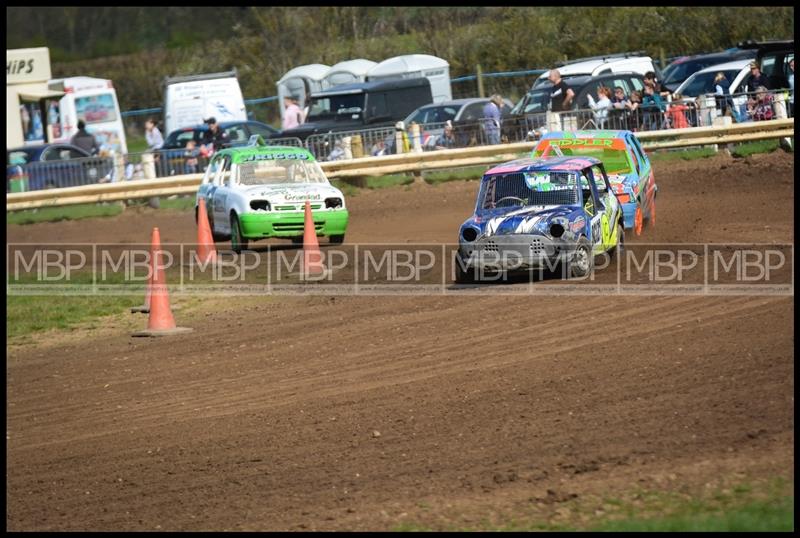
8,202,125,225
391,477,793,532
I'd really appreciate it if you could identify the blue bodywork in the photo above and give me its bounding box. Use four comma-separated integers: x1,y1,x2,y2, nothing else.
532,130,657,232
457,155,622,276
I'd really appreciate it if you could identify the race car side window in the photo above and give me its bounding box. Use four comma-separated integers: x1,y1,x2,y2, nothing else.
589,165,609,196
202,157,220,185
628,134,648,169
213,156,231,186
581,170,597,216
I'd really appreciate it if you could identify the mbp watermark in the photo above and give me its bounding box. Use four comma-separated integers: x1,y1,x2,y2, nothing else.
6,242,793,296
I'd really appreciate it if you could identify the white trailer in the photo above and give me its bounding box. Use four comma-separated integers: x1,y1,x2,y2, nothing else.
276,64,330,125
367,54,452,103
322,59,377,88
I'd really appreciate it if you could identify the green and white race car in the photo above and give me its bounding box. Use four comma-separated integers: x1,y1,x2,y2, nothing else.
195,138,349,252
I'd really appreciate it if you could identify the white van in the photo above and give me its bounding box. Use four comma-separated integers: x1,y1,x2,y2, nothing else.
47,76,128,154
163,71,247,136
533,54,659,88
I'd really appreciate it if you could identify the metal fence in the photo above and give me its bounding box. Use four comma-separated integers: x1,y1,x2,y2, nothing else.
10,88,793,193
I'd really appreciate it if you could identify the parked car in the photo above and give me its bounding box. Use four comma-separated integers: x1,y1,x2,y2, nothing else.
532,53,660,89
737,39,795,91
7,143,112,192
156,120,281,176
660,49,756,93
532,130,657,235
386,97,514,151
672,59,754,123
455,156,623,283
279,78,434,143
503,72,648,140
195,137,349,252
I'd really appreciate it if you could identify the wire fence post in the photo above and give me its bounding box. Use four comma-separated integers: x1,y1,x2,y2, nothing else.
476,64,485,98
142,153,160,208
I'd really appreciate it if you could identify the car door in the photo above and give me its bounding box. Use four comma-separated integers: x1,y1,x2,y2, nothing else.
579,168,604,250
41,145,84,188
588,163,620,252
211,155,233,233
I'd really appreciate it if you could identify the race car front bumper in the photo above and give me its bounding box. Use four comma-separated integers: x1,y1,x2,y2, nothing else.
458,234,574,271
239,209,349,239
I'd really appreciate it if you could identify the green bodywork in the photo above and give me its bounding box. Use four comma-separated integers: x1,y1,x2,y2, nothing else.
239,209,349,239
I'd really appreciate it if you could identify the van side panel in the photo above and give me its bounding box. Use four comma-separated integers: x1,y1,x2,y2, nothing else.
164,77,247,135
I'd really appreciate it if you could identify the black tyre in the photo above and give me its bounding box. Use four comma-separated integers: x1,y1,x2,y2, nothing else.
196,206,228,242
568,237,593,278
230,213,248,254
454,260,476,284
329,234,345,245
291,236,304,245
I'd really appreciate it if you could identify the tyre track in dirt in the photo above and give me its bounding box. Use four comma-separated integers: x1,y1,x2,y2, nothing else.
7,151,794,530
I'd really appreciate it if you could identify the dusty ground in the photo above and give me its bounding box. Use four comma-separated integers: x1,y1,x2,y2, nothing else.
6,151,795,531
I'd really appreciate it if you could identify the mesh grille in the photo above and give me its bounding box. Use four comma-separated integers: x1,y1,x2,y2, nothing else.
481,173,578,209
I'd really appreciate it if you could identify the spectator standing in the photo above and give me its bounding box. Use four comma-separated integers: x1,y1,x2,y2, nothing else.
70,120,100,155
282,95,304,131
607,86,629,128
666,93,690,129
641,84,666,130
548,69,575,112
201,117,229,156
144,118,164,151
745,62,771,93
625,91,643,131
586,86,612,128
482,94,503,145
713,72,735,117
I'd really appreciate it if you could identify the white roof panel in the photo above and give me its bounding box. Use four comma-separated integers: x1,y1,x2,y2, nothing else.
367,54,449,77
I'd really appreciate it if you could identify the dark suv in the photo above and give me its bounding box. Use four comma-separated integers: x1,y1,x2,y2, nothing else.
661,48,757,93
279,78,434,142
738,39,795,90
502,72,647,141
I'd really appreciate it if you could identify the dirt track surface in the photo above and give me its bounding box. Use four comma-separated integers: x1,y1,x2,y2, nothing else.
6,151,795,531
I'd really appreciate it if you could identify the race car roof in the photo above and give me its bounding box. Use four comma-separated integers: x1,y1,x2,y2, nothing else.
216,145,316,164
485,156,601,175
540,129,633,140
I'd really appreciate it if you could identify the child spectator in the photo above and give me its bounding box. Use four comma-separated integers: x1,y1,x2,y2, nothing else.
625,90,643,131
666,93,690,129
184,140,200,174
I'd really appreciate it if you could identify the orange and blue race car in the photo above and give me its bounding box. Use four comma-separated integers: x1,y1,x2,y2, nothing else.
532,130,657,236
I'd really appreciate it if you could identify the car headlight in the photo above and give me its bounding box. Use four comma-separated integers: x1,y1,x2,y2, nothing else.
325,197,343,209
250,200,270,211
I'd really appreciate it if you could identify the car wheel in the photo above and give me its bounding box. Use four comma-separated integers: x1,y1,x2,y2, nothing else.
329,234,345,245
568,237,593,279
196,205,227,241
230,213,248,254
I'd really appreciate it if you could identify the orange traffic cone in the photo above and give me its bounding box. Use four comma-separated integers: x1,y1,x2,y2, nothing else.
132,227,193,337
196,197,217,265
303,200,324,277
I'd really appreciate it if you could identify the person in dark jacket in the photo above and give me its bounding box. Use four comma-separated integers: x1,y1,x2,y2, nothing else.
745,62,771,92
70,120,100,155
200,117,229,155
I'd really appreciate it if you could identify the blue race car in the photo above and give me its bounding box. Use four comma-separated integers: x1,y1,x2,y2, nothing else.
456,156,624,283
532,130,657,236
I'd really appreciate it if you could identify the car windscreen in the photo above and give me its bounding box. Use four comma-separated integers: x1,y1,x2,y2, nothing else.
663,59,724,85
511,89,552,114
236,158,328,186
678,69,741,96
307,93,365,120
164,129,202,149
405,105,459,125
478,171,580,211
534,145,632,175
